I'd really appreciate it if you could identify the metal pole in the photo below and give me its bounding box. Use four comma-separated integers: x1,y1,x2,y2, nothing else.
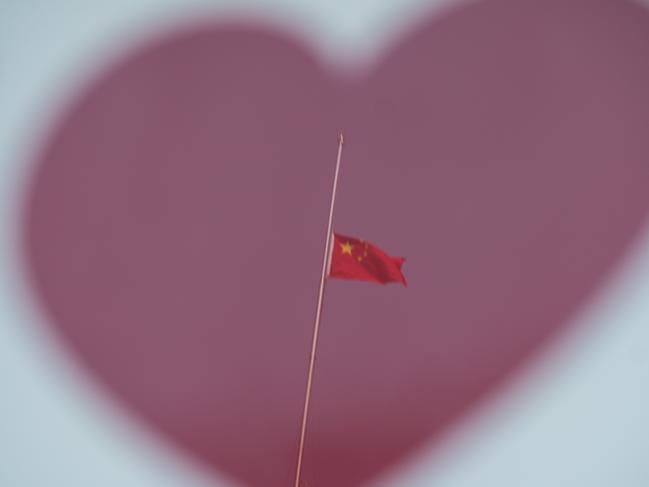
293,133,344,487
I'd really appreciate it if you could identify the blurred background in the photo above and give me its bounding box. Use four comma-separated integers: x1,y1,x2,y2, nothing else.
2,0,649,486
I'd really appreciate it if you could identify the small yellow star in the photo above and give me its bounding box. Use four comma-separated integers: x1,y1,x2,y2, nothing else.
340,241,354,255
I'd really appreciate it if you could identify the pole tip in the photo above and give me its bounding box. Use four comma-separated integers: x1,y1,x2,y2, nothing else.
338,132,344,145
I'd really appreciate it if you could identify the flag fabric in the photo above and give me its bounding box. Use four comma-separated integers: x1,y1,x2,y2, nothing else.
327,233,407,286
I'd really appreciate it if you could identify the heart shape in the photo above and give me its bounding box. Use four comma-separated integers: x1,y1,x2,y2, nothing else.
23,1,649,486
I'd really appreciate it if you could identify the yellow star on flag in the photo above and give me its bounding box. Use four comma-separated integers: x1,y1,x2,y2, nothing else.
340,241,353,255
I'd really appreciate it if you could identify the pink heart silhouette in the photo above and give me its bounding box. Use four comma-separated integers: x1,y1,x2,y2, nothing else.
23,1,649,486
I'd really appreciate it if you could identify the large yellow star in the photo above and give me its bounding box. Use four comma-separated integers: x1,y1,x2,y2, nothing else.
340,241,354,255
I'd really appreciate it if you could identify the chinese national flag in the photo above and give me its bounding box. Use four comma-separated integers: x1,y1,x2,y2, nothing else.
328,233,407,286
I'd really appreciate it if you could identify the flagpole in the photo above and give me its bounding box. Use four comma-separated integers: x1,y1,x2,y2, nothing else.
294,132,345,487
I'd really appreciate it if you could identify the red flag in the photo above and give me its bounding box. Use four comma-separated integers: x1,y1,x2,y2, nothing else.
328,233,407,286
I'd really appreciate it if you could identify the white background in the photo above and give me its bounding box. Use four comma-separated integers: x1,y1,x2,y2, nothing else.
2,0,649,485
